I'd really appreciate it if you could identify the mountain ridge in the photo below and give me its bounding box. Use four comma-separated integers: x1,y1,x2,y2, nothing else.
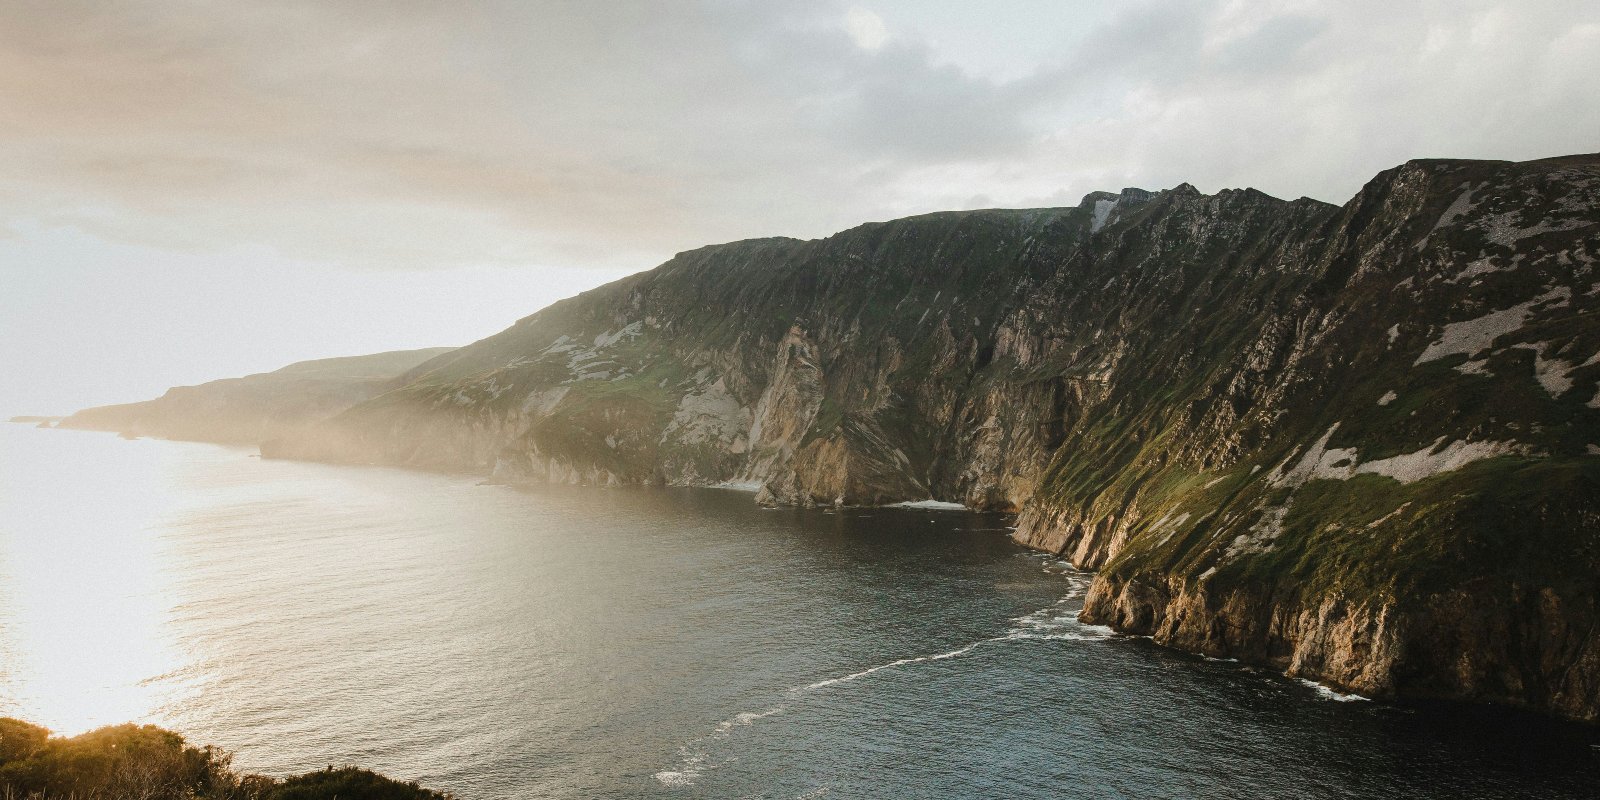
72,153,1600,720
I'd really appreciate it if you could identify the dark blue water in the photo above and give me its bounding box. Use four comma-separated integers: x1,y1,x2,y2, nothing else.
2,426,1597,798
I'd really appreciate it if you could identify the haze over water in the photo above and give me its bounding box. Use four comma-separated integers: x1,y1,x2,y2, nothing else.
1,424,1597,799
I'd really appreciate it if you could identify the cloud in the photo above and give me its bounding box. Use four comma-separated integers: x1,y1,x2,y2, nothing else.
845,7,890,50
0,0,1595,272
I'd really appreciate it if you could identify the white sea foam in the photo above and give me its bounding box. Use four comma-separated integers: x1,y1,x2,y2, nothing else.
889,499,969,511
810,582,1112,690
652,750,707,787
653,704,788,787
805,642,984,690
656,581,1111,787
1003,629,1113,642
1297,678,1369,702
1008,594,1103,643
714,705,786,733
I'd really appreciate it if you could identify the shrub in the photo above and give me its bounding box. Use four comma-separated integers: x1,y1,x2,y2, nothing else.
268,767,448,800
0,718,450,800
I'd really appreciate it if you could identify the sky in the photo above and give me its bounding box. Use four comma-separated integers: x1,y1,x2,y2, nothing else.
3,0,1597,414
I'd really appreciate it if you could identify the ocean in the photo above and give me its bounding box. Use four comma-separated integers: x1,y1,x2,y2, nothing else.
1,425,1596,798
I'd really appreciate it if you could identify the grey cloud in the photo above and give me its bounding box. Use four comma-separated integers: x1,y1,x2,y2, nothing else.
2,0,1054,266
1208,13,1329,74
0,0,1596,270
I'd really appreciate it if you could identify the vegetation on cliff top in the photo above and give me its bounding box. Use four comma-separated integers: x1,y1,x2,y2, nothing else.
0,718,449,800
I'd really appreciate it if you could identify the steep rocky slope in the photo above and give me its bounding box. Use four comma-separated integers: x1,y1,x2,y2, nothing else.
265,154,1600,719
61,347,454,444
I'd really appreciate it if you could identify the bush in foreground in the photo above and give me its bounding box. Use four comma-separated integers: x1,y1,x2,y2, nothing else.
0,718,450,800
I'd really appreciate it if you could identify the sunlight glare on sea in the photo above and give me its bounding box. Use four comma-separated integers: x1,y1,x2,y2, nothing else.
0,432,190,735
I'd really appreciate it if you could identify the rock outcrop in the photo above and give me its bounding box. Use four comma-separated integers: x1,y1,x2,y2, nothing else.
204,155,1600,719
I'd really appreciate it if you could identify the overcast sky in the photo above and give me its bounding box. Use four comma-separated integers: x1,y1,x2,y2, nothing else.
3,0,1597,413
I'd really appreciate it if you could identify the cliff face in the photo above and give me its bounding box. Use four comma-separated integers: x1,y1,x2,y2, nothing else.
1028,156,1600,721
61,348,455,444
264,154,1600,719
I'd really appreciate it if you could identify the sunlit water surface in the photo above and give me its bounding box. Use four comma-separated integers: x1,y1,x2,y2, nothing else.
2,425,1598,799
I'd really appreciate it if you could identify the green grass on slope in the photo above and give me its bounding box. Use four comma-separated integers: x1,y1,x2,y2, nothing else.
1100,457,1600,608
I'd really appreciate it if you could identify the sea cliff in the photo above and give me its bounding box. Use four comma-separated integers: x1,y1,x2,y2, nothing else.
84,154,1599,720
